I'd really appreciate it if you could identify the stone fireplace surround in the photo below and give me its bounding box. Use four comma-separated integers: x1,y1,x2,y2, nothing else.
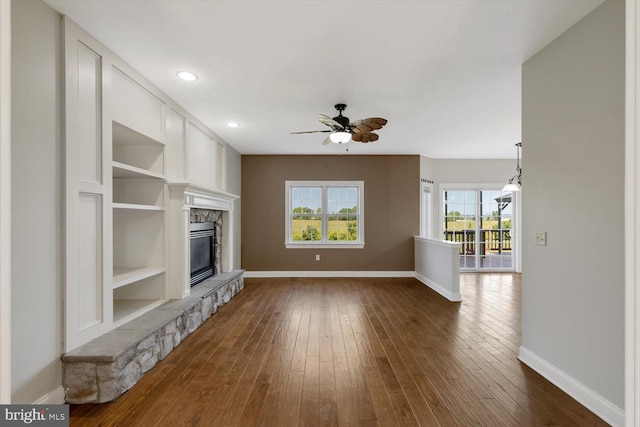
62,184,241,403
190,208,223,279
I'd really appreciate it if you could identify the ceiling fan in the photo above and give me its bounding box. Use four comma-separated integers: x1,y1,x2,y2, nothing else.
291,104,388,145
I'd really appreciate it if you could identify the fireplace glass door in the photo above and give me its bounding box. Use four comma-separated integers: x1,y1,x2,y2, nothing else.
190,222,215,286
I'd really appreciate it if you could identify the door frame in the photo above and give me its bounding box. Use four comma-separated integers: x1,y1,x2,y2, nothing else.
439,183,521,273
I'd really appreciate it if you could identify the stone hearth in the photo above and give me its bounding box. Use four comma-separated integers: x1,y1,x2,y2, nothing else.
62,270,244,403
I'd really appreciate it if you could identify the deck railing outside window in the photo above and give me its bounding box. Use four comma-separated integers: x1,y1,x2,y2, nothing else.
444,229,512,255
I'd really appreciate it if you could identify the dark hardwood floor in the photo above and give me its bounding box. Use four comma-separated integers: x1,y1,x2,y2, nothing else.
70,274,607,426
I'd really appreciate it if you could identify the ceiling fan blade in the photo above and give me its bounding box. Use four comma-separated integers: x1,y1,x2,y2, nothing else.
350,117,387,131
290,130,332,134
368,117,388,126
353,132,379,143
317,113,343,129
322,136,332,145
352,123,373,133
350,119,374,131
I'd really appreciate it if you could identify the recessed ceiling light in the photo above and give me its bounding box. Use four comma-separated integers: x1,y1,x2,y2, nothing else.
176,71,198,82
227,122,239,128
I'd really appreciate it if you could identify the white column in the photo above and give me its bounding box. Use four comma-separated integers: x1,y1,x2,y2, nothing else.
222,209,233,273
181,206,190,297
167,183,191,299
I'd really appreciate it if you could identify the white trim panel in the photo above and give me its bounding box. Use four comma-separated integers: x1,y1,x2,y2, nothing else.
414,272,462,302
519,346,624,427
64,18,113,352
245,271,415,278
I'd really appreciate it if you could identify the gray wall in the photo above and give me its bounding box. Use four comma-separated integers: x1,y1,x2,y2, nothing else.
432,159,514,185
226,144,242,270
11,0,63,403
522,0,624,409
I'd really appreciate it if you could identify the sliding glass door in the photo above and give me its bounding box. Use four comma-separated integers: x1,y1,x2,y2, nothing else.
442,188,514,271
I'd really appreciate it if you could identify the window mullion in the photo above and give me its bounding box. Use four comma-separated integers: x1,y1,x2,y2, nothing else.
476,189,481,269
322,185,328,243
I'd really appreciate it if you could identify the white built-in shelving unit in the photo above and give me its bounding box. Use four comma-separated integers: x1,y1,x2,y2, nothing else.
63,17,234,352
111,120,167,326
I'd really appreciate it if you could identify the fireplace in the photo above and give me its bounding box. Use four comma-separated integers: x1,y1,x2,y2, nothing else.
189,208,223,288
190,222,216,286
167,183,237,299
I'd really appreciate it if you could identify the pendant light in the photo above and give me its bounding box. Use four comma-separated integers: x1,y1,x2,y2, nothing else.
502,142,522,192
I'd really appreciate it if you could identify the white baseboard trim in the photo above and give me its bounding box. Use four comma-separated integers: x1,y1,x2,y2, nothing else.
414,272,462,302
244,271,415,278
33,385,65,405
518,346,624,427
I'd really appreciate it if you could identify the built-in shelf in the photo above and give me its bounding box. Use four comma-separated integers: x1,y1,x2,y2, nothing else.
113,120,165,146
112,121,165,175
113,267,165,289
113,202,164,211
113,299,166,328
112,117,167,329
113,161,165,180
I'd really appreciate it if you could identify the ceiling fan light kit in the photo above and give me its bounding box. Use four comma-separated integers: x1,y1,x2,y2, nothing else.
329,131,352,144
291,103,388,146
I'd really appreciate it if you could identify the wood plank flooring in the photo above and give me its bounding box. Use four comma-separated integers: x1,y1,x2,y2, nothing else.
70,274,608,426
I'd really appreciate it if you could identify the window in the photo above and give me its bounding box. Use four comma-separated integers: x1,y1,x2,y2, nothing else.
285,181,364,248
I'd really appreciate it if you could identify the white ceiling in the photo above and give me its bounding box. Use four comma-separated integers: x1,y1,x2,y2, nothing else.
44,0,603,159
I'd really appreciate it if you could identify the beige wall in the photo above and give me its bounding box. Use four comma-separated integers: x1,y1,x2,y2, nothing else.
522,0,624,416
241,155,419,271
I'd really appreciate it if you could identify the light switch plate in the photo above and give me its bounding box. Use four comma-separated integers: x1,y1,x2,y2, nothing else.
535,232,547,246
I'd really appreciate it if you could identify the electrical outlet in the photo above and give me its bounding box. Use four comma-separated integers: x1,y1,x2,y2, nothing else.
535,232,547,246
316,254,320,261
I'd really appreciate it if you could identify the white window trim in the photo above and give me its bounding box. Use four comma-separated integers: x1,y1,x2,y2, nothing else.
420,182,434,239
285,180,365,249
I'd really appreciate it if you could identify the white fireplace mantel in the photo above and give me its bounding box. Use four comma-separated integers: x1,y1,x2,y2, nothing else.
167,181,239,299
168,181,238,211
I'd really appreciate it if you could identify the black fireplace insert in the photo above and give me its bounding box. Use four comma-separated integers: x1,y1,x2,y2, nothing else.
190,222,215,286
